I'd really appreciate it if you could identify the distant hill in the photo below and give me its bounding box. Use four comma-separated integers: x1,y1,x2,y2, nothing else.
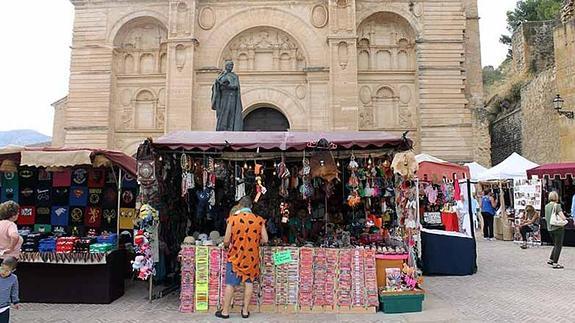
0,130,51,148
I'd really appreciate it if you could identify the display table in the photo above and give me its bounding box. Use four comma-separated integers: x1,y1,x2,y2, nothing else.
440,212,459,232
17,249,126,304
421,229,476,276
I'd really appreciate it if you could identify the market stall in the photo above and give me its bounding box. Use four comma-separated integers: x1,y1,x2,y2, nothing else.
413,154,476,276
527,163,575,247
476,153,539,241
135,131,426,313
0,147,137,303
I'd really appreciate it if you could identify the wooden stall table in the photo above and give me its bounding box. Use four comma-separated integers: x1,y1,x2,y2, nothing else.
375,254,409,288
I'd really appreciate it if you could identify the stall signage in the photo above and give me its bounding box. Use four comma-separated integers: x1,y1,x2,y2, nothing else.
273,250,293,265
423,212,441,224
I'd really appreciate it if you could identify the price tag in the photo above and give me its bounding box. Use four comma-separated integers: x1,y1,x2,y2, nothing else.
273,250,293,266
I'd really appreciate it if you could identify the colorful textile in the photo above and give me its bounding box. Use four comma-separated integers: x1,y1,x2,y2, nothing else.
17,206,36,225
121,173,138,189
35,207,51,224
69,187,88,206
88,168,106,187
119,208,135,230
85,207,102,228
50,206,69,226
1,172,18,202
88,188,103,206
69,207,85,225
52,187,69,206
52,169,71,187
71,167,88,186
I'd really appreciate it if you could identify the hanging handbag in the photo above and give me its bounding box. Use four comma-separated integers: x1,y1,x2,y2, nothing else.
550,203,568,227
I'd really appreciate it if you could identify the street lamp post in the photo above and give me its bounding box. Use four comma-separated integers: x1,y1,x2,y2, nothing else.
553,94,574,119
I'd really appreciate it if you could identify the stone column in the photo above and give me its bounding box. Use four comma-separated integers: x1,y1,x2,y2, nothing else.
463,0,490,165
165,0,196,133
327,0,359,130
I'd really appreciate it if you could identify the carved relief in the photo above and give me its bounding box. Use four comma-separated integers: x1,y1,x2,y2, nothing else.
158,88,166,106
222,27,306,71
337,41,349,70
399,86,411,104
359,107,374,129
176,2,189,35
335,0,352,31
120,89,132,106
176,44,187,71
359,86,372,105
295,85,306,100
199,7,216,30
311,4,328,28
357,12,416,71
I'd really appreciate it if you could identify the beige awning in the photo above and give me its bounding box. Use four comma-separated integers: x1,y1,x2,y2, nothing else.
20,150,92,168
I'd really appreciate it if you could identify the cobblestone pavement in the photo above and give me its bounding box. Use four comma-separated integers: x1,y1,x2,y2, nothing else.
12,239,575,323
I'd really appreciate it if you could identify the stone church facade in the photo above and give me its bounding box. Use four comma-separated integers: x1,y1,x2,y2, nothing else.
53,0,487,164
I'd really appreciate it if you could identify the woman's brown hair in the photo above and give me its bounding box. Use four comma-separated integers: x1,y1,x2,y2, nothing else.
0,201,19,220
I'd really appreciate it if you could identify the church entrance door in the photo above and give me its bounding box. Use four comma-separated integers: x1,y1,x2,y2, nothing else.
243,107,290,132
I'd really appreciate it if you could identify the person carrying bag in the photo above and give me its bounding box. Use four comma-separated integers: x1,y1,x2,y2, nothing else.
545,192,567,269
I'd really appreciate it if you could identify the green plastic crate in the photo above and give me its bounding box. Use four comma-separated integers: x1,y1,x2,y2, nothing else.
379,291,425,314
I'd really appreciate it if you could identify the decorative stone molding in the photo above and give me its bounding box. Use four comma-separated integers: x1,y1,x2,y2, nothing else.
199,7,216,30
311,4,328,28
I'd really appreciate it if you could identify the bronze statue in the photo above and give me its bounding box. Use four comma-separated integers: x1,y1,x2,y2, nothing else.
211,60,244,131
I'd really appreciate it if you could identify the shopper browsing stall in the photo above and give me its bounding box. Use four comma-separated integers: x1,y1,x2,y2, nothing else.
216,196,268,319
0,202,23,260
481,190,497,240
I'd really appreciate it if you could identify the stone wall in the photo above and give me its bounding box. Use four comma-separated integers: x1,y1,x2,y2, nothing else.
490,109,522,165
520,69,560,164
554,16,575,161
512,21,556,75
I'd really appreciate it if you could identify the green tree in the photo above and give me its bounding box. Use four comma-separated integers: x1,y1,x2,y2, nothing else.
499,0,563,56
482,65,504,87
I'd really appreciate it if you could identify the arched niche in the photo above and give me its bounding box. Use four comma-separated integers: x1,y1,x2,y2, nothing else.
221,27,306,72
134,90,157,129
357,12,416,71
113,17,167,75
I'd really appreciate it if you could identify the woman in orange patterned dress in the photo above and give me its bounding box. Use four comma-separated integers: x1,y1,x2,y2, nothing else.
216,196,268,319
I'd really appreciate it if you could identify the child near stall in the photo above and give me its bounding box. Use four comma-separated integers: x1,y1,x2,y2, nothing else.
0,257,20,323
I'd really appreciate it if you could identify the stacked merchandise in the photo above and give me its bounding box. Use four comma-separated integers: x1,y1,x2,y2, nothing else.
179,246,196,313
178,247,380,313
351,249,365,306
363,249,379,307
89,243,114,253
38,237,56,253
260,248,275,306
312,248,327,307
324,249,338,307
337,249,352,307
208,248,221,307
56,237,79,253
298,248,314,308
195,246,209,312
74,238,95,253
287,248,299,306
275,248,289,306
22,233,45,252
96,233,118,245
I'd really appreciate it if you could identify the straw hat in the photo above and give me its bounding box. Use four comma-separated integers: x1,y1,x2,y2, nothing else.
0,159,18,173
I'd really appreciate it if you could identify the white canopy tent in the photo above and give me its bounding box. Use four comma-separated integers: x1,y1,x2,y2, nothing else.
476,153,539,181
465,162,488,181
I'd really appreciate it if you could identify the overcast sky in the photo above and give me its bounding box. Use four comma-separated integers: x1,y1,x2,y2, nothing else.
0,0,517,137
